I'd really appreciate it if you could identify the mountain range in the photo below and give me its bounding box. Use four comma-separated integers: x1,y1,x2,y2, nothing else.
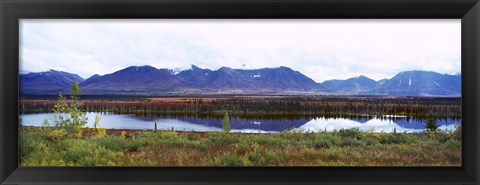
19,65,461,96
20,70,85,95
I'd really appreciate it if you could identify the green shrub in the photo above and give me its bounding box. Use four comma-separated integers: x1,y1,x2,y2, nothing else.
20,142,66,166
125,138,150,151
206,132,239,145
311,138,333,149
61,139,123,166
279,129,305,141
338,137,364,147
246,150,262,165
242,143,283,166
249,135,285,148
96,128,107,137
433,132,453,143
379,133,407,144
258,150,282,166
158,131,180,139
90,136,125,151
184,140,208,151
215,153,244,166
324,148,343,160
337,128,360,139
136,131,174,140
395,144,423,157
123,131,181,150
22,156,67,166
186,132,200,141
232,142,253,155
453,125,462,141
307,133,340,149
48,129,67,142
79,149,123,166
160,137,188,147
62,139,98,163
19,132,40,158
361,137,381,147
444,139,461,148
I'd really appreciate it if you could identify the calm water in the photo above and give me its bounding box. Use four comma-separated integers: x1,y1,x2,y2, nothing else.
19,112,461,133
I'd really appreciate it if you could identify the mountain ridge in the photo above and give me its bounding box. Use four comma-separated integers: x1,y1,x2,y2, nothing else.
20,69,84,95
19,66,461,96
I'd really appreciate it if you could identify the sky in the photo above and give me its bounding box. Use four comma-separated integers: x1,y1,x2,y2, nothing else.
20,19,461,82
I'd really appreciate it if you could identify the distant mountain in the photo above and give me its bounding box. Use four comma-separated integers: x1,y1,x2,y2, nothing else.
19,66,461,96
377,79,389,85
81,74,102,86
175,65,214,87
78,65,323,94
201,66,322,93
20,70,84,95
320,75,379,94
79,65,187,94
370,71,461,96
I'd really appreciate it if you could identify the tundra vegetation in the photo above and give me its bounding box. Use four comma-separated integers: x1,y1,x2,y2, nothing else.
19,83,462,166
19,125,462,166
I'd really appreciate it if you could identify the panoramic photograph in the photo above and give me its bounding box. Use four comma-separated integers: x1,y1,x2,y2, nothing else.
19,19,461,166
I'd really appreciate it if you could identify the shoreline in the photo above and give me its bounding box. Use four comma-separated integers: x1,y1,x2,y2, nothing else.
21,126,271,137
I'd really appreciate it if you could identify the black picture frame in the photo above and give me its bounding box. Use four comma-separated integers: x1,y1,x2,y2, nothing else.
1,0,479,184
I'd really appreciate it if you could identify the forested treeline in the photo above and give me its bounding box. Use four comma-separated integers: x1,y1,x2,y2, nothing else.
19,96,461,119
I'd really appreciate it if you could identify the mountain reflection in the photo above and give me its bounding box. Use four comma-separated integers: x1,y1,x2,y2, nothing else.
20,112,461,133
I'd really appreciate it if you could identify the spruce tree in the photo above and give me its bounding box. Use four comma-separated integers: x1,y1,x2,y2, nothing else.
222,112,230,133
52,82,88,138
425,116,438,133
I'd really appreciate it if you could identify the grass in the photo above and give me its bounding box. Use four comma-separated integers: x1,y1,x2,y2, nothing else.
19,126,461,166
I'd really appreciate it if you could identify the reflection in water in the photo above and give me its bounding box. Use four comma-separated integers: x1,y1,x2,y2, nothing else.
19,112,461,133
300,117,459,133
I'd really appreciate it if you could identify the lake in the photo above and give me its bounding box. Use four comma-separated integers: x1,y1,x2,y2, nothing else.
19,112,461,133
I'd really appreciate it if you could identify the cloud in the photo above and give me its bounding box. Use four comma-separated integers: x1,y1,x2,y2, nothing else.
20,19,460,82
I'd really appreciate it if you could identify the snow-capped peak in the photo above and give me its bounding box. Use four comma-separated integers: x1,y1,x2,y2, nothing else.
170,64,194,75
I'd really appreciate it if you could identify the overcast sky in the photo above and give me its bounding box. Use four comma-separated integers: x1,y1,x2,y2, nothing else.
20,19,460,82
